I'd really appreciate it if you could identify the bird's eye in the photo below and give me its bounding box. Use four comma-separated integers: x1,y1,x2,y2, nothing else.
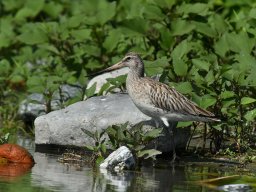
125,56,131,62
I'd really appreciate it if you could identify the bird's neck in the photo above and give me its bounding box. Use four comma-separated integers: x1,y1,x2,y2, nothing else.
129,65,144,79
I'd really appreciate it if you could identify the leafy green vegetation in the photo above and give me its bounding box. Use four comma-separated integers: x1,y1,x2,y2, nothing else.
0,0,256,155
81,123,162,166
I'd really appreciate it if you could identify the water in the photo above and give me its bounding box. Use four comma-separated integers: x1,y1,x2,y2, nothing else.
0,136,255,192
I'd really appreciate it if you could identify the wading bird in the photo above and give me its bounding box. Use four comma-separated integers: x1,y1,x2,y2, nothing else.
95,52,220,162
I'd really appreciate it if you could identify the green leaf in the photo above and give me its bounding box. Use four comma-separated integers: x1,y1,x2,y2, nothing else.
98,82,111,96
196,94,217,108
70,29,91,41
85,145,95,151
81,128,95,139
174,82,193,95
18,25,48,45
177,3,209,16
171,40,190,76
0,59,10,75
15,0,45,20
96,1,116,25
143,128,163,142
241,97,256,105
177,121,192,128
96,156,104,166
137,149,162,159
143,4,165,20
103,29,122,52
214,33,229,57
244,109,256,121
192,21,216,37
122,18,149,35
85,83,96,98
220,91,235,99
171,19,195,36
145,57,169,76
43,2,63,18
100,143,107,154
192,59,210,71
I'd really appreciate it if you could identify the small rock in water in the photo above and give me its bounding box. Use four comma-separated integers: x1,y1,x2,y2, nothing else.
100,146,135,171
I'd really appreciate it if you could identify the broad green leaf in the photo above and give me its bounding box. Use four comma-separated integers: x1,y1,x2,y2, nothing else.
192,59,210,71
196,94,217,108
192,21,216,37
174,82,193,95
137,149,162,159
145,57,169,76
98,82,111,96
153,0,176,9
66,15,85,28
43,2,63,18
249,8,256,19
226,32,254,54
2,0,23,11
15,0,45,20
85,83,96,98
143,128,163,142
143,4,165,20
122,18,149,35
171,19,195,36
0,59,10,75
103,29,122,51
177,3,209,16
107,75,126,86
70,29,91,41
244,109,256,121
160,27,174,50
209,14,228,35
96,1,116,25
241,97,256,105
0,34,11,48
171,40,190,76
214,33,229,57
220,91,235,99
18,25,48,45
205,70,215,85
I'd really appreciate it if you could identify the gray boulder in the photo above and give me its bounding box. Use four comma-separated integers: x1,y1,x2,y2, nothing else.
100,146,135,171
18,84,82,126
86,68,129,96
34,94,190,152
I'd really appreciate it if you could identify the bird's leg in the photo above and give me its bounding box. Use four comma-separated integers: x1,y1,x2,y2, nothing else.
162,119,178,164
154,119,160,150
168,121,178,163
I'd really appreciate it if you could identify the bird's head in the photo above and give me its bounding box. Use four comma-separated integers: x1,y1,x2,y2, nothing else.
93,52,144,75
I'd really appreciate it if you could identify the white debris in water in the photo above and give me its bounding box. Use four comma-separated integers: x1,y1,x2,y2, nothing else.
100,146,135,171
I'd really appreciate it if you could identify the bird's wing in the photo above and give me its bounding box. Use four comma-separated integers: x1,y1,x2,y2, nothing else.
144,78,215,118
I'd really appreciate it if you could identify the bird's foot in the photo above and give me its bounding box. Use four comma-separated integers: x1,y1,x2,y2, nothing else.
170,153,180,165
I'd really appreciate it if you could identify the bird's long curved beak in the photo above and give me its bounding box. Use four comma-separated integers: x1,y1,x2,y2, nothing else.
90,61,125,76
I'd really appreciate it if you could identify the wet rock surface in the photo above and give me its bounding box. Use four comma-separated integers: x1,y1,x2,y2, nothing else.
100,146,135,171
34,94,190,152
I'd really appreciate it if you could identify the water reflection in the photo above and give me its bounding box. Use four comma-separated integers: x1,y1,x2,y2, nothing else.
0,163,33,182
0,136,254,192
97,165,202,192
30,152,205,192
